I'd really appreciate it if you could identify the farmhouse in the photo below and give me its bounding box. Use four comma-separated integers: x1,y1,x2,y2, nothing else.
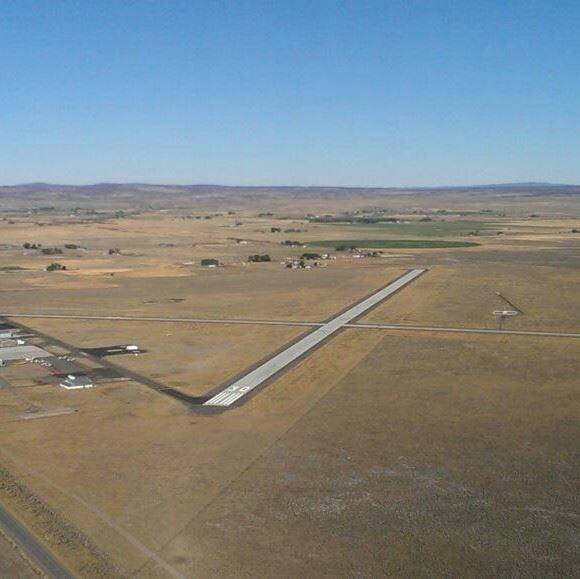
60,374,94,390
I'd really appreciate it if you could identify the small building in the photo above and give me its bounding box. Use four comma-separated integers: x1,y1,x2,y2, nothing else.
60,374,93,390
201,258,219,267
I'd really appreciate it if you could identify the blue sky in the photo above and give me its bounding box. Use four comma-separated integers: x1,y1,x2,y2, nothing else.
1,0,579,186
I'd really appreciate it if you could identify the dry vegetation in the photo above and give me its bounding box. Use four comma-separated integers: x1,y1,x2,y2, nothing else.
0,529,39,578
0,187,578,577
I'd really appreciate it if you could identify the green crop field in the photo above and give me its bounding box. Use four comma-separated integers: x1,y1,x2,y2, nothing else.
317,219,498,237
309,239,480,249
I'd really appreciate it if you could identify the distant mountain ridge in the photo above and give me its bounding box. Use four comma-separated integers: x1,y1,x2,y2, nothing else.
2,181,578,192
0,181,578,202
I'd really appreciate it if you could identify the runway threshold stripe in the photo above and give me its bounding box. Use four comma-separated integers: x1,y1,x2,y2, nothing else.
204,269,425,407
207,391,232,405
221,392,244,406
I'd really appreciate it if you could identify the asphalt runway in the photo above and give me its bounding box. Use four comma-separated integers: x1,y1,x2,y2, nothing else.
1,268,578,575
204,269,426,407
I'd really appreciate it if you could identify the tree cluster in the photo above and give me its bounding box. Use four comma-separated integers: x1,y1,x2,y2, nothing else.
248,254,271,262
46,262,67,271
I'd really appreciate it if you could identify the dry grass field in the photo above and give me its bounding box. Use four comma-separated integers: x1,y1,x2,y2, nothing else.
156,332,578,578
361,261,580,332
0,531,38,578
16,319,305,395
0,189,578,577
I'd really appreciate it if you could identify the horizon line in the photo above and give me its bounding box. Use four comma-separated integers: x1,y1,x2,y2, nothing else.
2,180,578,190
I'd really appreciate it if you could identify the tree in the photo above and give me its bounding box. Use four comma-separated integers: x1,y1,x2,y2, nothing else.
46,263,66,271
248,254,271,262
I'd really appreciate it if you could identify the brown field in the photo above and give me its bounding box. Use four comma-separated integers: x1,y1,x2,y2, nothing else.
361,261,580,332
0,530,38,578
156,332,579,578
16,319,305,395
0,189,578,577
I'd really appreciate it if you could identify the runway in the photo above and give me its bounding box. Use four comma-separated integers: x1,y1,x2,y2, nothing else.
204,269,426,407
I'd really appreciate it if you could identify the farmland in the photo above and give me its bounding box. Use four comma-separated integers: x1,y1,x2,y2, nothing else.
0,185,578,577
311,217,500,237
309,239,480,249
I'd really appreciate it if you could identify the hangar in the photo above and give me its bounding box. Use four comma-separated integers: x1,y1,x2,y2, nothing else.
0,345,52,361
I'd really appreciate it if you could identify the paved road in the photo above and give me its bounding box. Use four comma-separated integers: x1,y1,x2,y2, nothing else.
347,322,580,338
1,313,319,328
4,268,578,413
205,269,426,407
0,504,74,578
4,313,578,339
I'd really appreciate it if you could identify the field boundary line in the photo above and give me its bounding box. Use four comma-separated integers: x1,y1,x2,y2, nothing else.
0,449,184,579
